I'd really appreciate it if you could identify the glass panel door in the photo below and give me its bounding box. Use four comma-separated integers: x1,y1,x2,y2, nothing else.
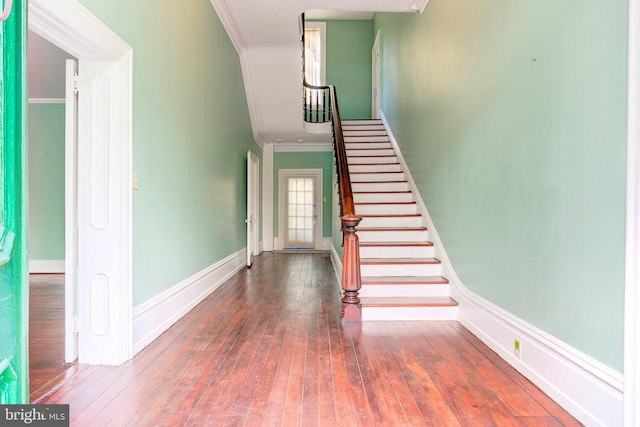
284,176,316,249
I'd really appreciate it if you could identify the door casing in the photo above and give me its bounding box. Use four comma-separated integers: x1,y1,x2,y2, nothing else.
278,168,323,250
30,0,133,365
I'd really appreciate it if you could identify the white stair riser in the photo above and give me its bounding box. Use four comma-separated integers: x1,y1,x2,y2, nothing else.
348,156,397,164
342,126,385,132
347,149,395,157
358,229,427,242
362,306,458,321
351,172,405,182
359,245,434,258
342,120,383,126
359,284,450,298
353,193,414,203
343,130,388,136
345,142,392,150
349,163,402,173
359,216,422,228
344,136,390,143
352,182,409,192
360,263,441,277
358,227,429,242
355,204,417,215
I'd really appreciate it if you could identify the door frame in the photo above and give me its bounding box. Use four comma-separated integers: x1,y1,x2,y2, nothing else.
372,29,381,119
278,169,323,250
625,0,640,424
29,0,133,365
246,150,260,266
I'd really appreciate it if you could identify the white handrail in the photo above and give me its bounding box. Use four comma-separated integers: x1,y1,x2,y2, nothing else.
1,0,13,22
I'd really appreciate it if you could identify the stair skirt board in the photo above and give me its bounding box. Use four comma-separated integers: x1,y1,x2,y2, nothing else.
367,114,626,427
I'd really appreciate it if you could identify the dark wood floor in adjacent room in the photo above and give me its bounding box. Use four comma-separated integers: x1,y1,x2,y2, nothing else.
34,253,581,426
29,273,76,402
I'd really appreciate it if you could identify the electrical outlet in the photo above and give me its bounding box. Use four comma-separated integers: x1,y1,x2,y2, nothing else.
514,339,522,359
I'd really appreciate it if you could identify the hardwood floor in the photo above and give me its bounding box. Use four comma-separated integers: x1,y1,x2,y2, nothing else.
36,253,581,426
29,273,77,401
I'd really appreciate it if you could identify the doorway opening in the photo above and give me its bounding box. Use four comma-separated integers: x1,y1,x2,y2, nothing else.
26,31,78,400
29,0,133,368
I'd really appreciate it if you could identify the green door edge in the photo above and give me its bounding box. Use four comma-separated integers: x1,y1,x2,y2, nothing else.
0,0,29,403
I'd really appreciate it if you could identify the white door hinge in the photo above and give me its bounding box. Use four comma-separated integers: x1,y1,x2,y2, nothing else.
73,72,80,95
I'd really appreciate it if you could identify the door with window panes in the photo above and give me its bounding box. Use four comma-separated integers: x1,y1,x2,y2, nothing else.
284,176,318,249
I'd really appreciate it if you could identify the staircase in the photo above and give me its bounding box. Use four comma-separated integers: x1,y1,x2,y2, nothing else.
342,119,459,321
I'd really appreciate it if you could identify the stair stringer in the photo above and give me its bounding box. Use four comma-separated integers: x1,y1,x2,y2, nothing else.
378,111,623,427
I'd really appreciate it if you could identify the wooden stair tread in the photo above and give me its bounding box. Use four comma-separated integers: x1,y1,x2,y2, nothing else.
352,171,402,174
358,227,427,231
360,257,441,264
361,275,448,284
348,155,396,158
359,241,433,247
354,190,411,194
360,214,421,218
360,297,458,307
356,201,416,205
349,162,400,166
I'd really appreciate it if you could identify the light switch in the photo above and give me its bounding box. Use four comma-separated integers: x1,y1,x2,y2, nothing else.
133,172,139,190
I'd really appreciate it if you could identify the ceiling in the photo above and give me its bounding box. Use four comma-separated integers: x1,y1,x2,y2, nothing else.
209,0,428,146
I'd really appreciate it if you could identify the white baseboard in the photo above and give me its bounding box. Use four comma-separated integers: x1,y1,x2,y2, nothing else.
458,292,623,427
273,236,331,251
330,244,342,285
29,260,65,273
132,248,246,355
379,112,624,427
322,237,332,251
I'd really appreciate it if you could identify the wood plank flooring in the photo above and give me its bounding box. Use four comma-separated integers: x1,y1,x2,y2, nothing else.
29,273,76,401
35,253,581,426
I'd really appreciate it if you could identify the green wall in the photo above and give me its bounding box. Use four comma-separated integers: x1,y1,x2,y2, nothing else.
27,104,65,260
273,151,333,241
80,0,260,305
27,32,72,262
374,1,628,371
324,20,373,120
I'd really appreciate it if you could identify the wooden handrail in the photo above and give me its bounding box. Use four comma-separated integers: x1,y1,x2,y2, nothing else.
300,14,362,322
329,85,363,323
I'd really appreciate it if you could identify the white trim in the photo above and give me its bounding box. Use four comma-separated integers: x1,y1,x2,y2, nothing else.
277,168,324,250
330,244,342,285
273,142,332,152
372,30,381,120
262,143,274,251
418,0,430,14
28,97,64,104
208,0,267,147
625,0,640,425
380,111,624,427
29,0,134,366
29,260,65,273
322,237,332,251
132,249,246,355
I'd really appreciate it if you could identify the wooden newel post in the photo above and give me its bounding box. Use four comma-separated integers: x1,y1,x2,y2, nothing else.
341,214,362,323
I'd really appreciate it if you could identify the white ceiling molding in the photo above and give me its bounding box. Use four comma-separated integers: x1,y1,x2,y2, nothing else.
304,10,374,20
273,142,333,152
208,0,246,54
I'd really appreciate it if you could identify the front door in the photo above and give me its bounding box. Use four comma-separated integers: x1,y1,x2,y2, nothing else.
0,0,29,403
282,172,321,250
